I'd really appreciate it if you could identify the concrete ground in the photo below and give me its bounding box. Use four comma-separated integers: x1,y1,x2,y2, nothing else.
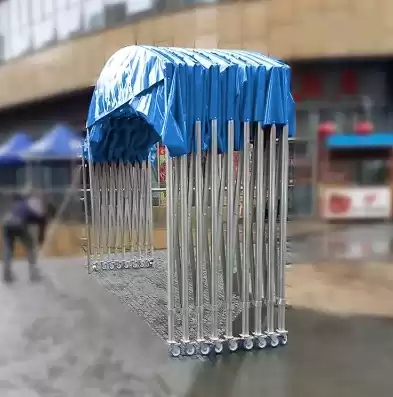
1,223,393,397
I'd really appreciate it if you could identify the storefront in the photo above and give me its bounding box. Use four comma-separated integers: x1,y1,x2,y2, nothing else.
291,58,393,218
319,134,393,221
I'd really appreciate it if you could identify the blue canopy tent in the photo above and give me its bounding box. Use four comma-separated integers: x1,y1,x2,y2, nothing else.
85,46,295,162
22,124,83,190
83,46,296,355
0,132,33,164
0,132,33,188
23,124,82,160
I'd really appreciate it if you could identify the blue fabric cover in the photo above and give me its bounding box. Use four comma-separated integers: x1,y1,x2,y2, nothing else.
85,46,296,163
0,132,33,164
23,124,82,159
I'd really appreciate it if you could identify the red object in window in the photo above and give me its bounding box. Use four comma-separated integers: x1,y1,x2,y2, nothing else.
293,92,302,102
354,120,374,134
318,121,337,139
301,72,322,99
159,146,165,156
340,69,358,96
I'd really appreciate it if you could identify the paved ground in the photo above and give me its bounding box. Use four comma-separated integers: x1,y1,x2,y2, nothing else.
1,223,393,396
291,222,393,264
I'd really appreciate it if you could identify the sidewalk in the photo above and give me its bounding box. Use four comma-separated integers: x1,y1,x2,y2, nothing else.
0,257,172,397
1,256,393,397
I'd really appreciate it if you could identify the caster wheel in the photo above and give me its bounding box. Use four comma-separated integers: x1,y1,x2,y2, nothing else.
243,337,254,351
132,262,138,269
109,263,115,270
269,335,279,348
256,336,267,349
228,339,238,352
124,262,130,269
185,344,195,356
279,334,288,346
116,263,122,269
169,344,181,357
214,341,223,354
200,343,211,356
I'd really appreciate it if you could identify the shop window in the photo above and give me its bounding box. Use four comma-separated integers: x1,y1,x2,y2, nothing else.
83,0,105,32
340,69,358,97
291,184,313,216
329,151,389,186
356,159,388,186
104,0,126,27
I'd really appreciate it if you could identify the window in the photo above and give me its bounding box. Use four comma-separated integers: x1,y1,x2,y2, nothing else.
0,0,9,61
357,159,388,186
32,0,55,50
56,0,82,40
291,184,313,216
83,0,104,32
5,0,32,57
329,151,389,186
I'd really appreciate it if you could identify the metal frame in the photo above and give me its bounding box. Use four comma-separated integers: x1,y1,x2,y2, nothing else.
82,122,290,357
167,122,290,357
82,132,155,272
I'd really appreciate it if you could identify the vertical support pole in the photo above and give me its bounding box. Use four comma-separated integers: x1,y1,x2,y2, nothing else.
166,153,176,345
147,159,154,264
210,119,219,341
241,121,251,338
277,125,289,337
173,158,182,303
233,151,244,297
187,155,196,299
195,121,204,343
202,154,212,301
86,133,97,269
310,112,320,218
225,120,235,339
82,153,92,274
255,123,266,336
180,154,190,344
267,125,277,338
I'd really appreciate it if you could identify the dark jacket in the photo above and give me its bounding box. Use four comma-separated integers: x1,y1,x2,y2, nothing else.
3,195,56,245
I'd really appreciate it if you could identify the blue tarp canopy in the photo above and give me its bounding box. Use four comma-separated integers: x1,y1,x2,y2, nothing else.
23,124,82,160
0,132,33,164
327,133,393,149
85,45,296,163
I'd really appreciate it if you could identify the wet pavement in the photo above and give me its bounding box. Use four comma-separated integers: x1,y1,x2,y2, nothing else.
1,223,393,396
291,222,393,264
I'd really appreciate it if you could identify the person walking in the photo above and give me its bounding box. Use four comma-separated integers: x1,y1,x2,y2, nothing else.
2,191,55,283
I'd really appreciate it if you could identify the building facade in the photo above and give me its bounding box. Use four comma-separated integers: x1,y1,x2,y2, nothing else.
1,0,393,218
